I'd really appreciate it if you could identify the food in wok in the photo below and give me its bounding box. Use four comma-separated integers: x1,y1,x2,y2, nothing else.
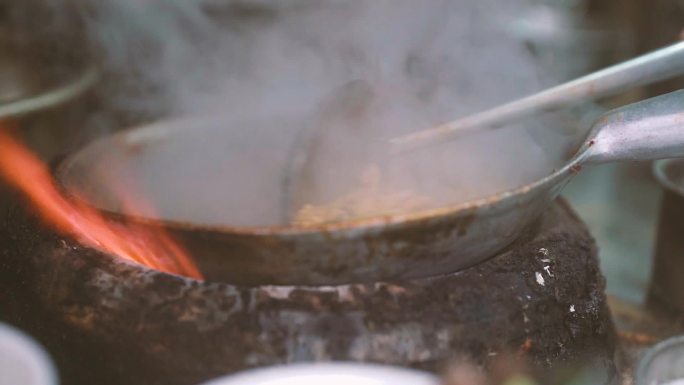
293,164,431,226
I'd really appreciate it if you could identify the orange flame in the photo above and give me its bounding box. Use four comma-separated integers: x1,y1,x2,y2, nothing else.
0,126,202,279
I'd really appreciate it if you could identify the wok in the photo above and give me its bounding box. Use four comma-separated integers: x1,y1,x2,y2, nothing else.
58,90,684,285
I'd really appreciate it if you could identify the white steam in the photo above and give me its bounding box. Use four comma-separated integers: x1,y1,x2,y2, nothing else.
57,0,584,226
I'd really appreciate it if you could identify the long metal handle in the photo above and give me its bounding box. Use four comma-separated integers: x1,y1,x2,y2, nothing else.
392,41,684,152
580,89,684,164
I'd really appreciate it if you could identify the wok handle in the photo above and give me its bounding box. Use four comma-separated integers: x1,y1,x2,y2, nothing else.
582,89,684,165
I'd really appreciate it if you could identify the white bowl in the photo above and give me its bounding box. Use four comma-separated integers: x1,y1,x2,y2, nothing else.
200,363,438,385
0,323,57,385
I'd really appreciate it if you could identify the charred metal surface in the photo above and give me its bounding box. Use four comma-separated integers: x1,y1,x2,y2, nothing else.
175,209,496,286
0,199,616,385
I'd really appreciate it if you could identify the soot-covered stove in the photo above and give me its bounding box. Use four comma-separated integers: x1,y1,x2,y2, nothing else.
0,198,616,385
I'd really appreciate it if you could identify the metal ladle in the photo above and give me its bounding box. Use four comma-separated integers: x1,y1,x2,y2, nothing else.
390,41,684,151
283,80,378,222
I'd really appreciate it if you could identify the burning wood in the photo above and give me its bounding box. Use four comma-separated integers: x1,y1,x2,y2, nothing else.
0,125,202,279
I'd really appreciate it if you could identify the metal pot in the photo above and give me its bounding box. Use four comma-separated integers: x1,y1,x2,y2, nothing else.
0,45,98,160
648,158,684,315
58,90,684,285
634,335,684,385
0,40,98,216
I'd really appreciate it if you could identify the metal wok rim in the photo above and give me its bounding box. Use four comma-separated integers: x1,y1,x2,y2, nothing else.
57,116,589,236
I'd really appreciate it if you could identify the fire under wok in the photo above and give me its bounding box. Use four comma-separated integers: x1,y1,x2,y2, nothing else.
58,90,684,285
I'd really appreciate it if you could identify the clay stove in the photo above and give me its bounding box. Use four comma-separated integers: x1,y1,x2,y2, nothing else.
0,198,616,385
